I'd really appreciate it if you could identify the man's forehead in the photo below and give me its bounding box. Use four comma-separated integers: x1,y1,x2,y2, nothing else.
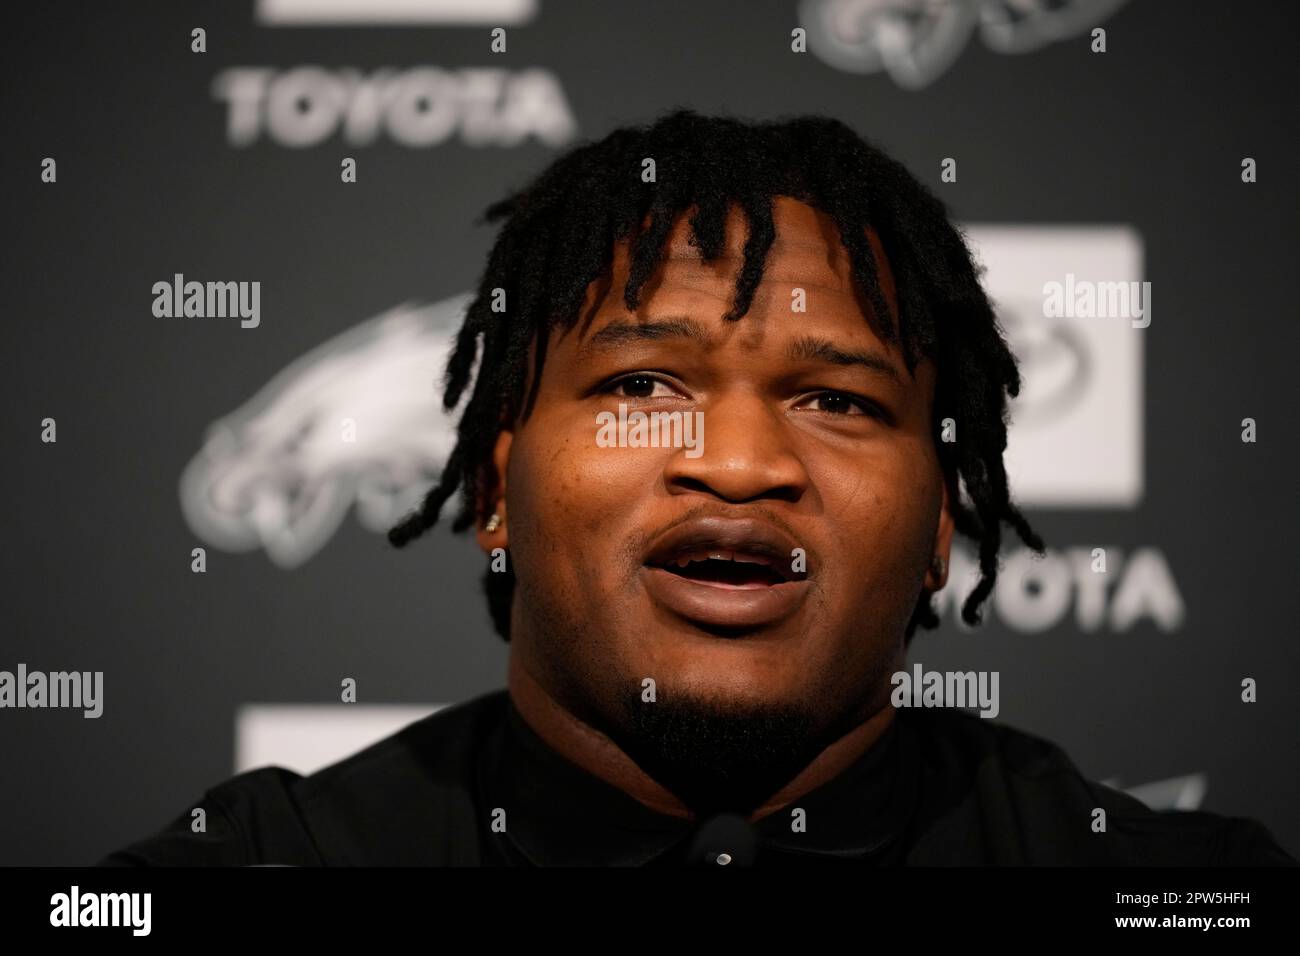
660,241,854,296
590,195,898,329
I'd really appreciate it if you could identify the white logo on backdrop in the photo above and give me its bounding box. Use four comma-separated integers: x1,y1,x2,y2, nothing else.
226,0,568,148
800,0,1131,89
213,67,579,148
255,0,539,26
180,296,472,569
966,224,1144,508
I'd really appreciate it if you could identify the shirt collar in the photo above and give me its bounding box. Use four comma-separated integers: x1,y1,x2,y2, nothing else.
476,695,921,866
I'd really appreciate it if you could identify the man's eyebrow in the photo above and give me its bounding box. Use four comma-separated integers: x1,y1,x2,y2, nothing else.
580,316,716,351
787,335,902,383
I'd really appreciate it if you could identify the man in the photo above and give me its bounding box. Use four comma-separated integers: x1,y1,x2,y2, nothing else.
101,110,1293,866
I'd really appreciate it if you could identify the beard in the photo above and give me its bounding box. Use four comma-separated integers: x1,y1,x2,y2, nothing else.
602,685,833,818
518,597,836,817
511,549,868,819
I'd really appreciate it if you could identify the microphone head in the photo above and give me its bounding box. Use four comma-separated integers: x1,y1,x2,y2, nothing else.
684,813,757,867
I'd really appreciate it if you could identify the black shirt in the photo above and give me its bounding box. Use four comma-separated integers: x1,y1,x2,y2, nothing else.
98,689,1296,866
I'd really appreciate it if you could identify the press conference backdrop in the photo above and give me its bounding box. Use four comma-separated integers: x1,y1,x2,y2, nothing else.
3,0,1297,865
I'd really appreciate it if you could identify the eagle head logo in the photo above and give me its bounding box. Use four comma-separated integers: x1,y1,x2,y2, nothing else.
179,294,474,568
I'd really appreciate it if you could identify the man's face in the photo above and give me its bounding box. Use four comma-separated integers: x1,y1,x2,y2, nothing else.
484,196,952,808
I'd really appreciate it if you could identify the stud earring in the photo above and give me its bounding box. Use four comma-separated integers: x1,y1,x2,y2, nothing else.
483,513,502,533
930,556,946,578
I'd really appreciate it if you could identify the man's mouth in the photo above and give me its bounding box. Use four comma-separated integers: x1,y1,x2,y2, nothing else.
648,549,801,589
640,517,811,630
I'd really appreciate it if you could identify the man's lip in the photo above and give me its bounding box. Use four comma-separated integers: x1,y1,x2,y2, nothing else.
640,516,810,630
640,566,810,630
641,516,806,578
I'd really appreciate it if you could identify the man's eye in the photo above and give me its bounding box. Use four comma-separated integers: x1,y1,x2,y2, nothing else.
798,391,875,416
606,374,676,399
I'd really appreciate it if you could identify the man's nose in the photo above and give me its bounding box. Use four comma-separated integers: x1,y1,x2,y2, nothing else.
663,390,810,504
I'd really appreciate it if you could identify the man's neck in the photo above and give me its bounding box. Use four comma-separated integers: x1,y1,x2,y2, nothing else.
505,652,897,823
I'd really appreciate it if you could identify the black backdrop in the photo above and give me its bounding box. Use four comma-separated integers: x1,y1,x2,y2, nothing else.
2,0,1297,865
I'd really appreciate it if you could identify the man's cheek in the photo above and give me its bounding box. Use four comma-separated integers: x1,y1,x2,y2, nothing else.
515,425,651,543
503,435,571,564
566,443,663,514
517,425,593,501
835,489,929,583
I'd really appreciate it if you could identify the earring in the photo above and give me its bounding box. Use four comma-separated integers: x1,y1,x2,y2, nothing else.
930,556,946,578
484,513,502,533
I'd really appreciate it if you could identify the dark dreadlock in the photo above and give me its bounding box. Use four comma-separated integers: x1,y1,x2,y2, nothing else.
388,108,1044,642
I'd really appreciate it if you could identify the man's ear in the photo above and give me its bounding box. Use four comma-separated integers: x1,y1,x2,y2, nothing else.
475,429,513,554
924,473,956,591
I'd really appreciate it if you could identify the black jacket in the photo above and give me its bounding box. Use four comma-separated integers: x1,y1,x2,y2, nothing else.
98,689,1296,866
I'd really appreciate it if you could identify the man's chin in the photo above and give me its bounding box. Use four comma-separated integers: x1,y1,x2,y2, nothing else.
603,685,829,819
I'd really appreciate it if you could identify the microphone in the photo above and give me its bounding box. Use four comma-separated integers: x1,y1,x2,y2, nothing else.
684,813,757,867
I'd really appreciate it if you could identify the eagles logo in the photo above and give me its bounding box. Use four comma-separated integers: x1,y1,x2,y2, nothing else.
179,294,474,569
800,0,1132,89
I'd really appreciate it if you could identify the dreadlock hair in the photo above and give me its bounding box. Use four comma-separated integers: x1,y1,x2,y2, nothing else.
388,108,1044,643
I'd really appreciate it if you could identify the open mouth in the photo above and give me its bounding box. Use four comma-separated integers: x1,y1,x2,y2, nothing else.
648,549,801,589
640,517,812,630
